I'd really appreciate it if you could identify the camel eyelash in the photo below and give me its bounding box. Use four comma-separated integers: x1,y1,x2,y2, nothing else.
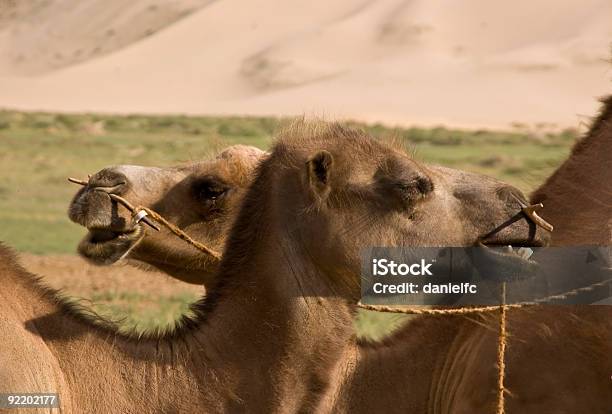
391,178,433,199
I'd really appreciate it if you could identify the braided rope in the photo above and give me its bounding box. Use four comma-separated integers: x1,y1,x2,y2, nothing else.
356,276,612,314
134,206,222,260
496,284,508,414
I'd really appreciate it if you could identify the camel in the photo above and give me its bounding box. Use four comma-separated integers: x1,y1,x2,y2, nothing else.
68,144,264,284
69,98,612,413
1,121,547,413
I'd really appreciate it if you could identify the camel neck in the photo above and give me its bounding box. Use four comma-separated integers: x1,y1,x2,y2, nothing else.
185,150,357,410
203,216,356,412
531,99,612,245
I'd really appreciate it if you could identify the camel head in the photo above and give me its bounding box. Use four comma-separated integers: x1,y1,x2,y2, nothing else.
257,122,551,298
68,145,265,284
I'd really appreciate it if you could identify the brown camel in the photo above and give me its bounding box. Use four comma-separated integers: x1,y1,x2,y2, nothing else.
1,122,543,413
68,144,264,284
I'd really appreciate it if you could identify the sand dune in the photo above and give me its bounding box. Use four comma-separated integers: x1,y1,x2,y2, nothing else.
0,0,610,129
0,0,215,75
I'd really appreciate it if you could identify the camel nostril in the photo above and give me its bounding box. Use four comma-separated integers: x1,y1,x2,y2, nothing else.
88,169,129,195
416,176,434,195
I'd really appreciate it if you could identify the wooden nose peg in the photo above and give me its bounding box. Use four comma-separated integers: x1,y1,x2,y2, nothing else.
521,203,554,232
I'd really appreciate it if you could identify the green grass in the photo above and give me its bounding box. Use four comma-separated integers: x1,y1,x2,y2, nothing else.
88,290,198,335
0,110,577,338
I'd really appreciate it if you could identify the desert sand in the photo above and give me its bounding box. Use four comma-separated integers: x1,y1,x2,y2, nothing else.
0,0,610,130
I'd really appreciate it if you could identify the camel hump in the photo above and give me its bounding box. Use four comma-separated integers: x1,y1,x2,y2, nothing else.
0,243,19,265
0,243,31,283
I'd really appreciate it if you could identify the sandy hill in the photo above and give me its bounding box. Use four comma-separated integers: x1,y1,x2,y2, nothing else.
0,0,610,130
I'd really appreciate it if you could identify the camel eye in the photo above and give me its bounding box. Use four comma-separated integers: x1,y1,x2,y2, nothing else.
192,177,228,202
395,177,433,199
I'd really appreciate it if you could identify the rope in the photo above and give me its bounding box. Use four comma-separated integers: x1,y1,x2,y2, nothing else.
134,206,222,260
356,276,612,314
97,191,221,260
355,303,509,314
496,283,508,414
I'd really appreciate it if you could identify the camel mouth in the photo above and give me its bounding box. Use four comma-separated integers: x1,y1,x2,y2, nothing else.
474,241,544,282
481,239,545,255
77,225,145,265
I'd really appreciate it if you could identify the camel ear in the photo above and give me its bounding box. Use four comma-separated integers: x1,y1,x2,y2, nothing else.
307,150,334,199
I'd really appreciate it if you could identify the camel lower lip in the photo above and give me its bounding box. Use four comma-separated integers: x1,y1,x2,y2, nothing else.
78,225,144,265
475,242,541,282
86,227,138,244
